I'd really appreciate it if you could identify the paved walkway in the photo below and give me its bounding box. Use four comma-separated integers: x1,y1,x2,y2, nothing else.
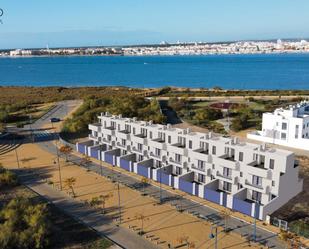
15,170,159,249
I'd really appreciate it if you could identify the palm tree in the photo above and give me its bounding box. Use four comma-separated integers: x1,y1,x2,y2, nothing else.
59,145,73,162
89,196,103,211
140,177,149,196
64,177,77,197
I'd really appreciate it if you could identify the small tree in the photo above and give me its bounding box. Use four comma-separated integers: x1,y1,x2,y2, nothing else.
135,213,148,235
177,235,195,249
99,193,113,214
89,196,103,212
59,145,73,162
140,177,149,196
81,155,91,170
64,177,77,197
220,208,232,232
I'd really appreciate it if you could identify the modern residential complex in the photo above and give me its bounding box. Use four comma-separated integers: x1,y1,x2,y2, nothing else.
248,101,309,151
78,113,303,221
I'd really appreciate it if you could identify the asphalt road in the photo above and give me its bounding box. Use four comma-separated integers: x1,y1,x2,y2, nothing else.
19,100,285,249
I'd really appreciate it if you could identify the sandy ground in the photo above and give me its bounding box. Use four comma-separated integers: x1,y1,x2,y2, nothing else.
1,142,266,249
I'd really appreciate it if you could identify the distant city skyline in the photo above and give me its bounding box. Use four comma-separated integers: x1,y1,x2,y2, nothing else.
1,0,309,49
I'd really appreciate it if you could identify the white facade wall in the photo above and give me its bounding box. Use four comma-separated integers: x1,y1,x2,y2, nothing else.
248,101,309,150
89,113,303,220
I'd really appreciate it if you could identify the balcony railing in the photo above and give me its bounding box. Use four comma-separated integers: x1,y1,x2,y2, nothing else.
216,171,232,180
245,179,263,190
150,151,161,159
132,146,143,153
191,163,205,172
169,157,182,165
116,142,126,148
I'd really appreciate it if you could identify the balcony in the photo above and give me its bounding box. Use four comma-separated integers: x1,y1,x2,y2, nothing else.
132,146,143,154
213,155,237,169
89,123,102,132
116,142,126,149
150,151,161,159
191,163,205,172
148,138,167,150
246,162,268,178
115,130,131,140
245,179,263,190
132,133,148,146
88,134,98,141
191,148,209,162
101,126,115,136
216,171,232,180
167,143,188,156
248,161,266,170
169,157,182,166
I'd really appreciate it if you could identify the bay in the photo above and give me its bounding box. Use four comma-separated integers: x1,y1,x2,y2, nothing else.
0,53,309,89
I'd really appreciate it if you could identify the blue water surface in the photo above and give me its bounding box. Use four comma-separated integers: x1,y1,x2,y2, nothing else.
0,54,309,89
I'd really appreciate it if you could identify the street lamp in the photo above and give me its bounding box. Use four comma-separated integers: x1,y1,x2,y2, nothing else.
209,225,218,249
116,177,121,225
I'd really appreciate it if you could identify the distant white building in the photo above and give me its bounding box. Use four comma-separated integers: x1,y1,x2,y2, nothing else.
77,113,303,220
9,49,32,56
248,101,309,150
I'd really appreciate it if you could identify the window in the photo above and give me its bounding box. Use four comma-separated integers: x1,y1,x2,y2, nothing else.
237,183,243,190
281,133,287,140
189,140,192,149
168,136,171,144
240,172,243,177
138,143,143,152
175,154,182,163
133,127,136,134
125,124,131,132
239,152,244,162
252,190,262,202
198,173,205,183
155,160,162,167
272,181,275,187
149,131,152,139
175,166,182,175
212,146,216,155
121,139,126,146
269,159,275,169
282,123,287,130
295,125,299,139
138,155,143,161
223,167,231,177
223,181,232,192
118,124,120,130
155,148,161,157
197,160,205,170
252,175,262,186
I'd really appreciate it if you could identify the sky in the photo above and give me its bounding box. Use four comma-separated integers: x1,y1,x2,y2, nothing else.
0,0,309,49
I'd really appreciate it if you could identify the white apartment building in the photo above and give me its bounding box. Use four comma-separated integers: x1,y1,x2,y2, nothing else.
248,101,309,151
77,113,303,220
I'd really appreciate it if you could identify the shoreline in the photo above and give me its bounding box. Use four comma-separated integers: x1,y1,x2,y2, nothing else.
1,50,309,58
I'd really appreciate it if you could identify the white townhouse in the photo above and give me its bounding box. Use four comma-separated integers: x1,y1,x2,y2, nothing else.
77,113,303,221
248,101,309,151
